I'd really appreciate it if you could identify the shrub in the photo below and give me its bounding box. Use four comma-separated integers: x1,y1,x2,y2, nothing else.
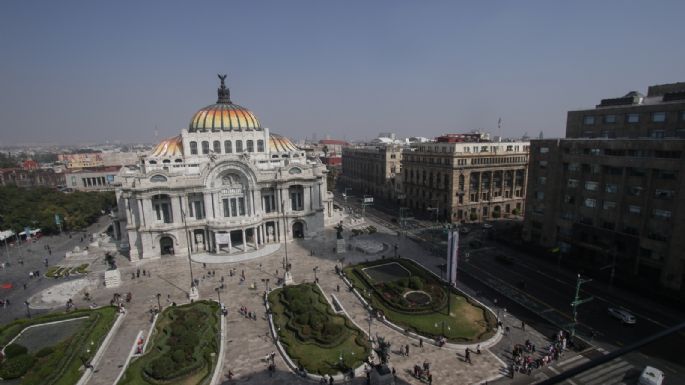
4,343,28,359
0,353,36,379
34,346,54,358
171,349,186,364
469,212,478,221
408,276,424,290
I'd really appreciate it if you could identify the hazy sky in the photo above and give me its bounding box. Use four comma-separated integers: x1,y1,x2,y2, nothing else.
1,1,684,145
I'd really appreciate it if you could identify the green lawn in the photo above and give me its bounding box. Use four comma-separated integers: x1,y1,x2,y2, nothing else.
117,301,220,385
268,284,371,375
344,259,496,342
0,306,118,385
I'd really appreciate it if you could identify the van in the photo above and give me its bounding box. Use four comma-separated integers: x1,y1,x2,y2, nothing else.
638,366,664,385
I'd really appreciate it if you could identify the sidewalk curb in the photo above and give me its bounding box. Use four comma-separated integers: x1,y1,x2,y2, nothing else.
78,310,126,385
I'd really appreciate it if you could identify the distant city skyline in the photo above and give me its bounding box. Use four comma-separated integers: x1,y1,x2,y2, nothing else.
1,1,684,146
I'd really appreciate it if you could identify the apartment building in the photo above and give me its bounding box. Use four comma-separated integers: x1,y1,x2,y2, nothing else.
523,82,685,294
341,145,403,201
403,134,529,222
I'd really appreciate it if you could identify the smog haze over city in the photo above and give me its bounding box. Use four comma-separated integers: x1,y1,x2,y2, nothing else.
1,0,684,145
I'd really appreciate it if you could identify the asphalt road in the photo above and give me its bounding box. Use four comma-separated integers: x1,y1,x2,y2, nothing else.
336,194,685,381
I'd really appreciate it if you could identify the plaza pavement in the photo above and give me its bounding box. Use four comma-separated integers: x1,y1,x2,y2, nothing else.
19,215,583,385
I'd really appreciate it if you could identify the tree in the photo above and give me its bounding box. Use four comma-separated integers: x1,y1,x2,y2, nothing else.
374,336,391,364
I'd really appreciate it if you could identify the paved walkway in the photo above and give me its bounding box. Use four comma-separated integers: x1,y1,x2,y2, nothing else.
24,213,581,385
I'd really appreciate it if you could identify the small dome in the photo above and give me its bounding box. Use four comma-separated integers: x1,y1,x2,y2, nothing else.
188,74,262,132
270,134,299,152
151,135,183,157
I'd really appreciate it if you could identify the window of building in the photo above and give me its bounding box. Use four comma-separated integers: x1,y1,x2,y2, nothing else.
235,140,243,152
653,209,672,219
539,160,548,169
627,113,640,123
583,116,595,125
538,176,546,185
568,163,580,172
540,147,549,154
629,186,643,196
213,140,221,153
567,179,579,188
585,181,598,191
224,140,232,153
190,141,198,155
652,112,666,122
605,183,618,193
563,195,575,204
650,130,665,138
603,201,616,210
590,148,602,156
584,198,596,208
247,140,254,152
257,140,264,152
655,189,675,199
628,205,641,214
591,164,601,174
604,114,616,124
535,191,545,200
480,146,488,152
201,141,210,154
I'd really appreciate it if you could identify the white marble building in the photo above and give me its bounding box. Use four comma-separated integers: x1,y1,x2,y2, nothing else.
113,76,331,261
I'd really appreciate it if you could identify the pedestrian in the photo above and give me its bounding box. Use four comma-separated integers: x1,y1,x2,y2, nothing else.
419,338,423,348
406,344,410,356
132,273,135,279
143,269,146,276
465,348,471,364
337,284,340,292
476,344,481,354
137,269,140,278
399,345,404,356
428,373,432,385
329,375,333,384
521,320,525,331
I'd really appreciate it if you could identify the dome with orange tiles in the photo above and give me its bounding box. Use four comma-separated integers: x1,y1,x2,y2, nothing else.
151,135,183,157
189,75,262,132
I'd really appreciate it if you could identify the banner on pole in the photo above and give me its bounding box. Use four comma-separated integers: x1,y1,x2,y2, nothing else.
446,229,459,286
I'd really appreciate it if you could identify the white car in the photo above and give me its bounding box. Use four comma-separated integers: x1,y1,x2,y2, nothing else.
482,223,493,229
639,366,664,385
608,307,636,324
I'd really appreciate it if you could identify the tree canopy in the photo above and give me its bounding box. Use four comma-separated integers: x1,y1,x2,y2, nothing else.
0,186,115,235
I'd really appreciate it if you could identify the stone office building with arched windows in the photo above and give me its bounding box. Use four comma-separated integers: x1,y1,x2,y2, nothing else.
113,76,329,261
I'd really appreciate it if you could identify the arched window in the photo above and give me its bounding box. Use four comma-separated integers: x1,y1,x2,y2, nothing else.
235,140,243,153
190,141,198,155
149,160,157,165
224,140,232,153
257,140,264,152
202,141,210,154
213,141,221,153
246,140,254,152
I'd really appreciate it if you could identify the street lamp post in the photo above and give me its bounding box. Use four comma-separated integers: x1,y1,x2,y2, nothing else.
367,305,374,342
281,200,289,272
24,300,31,318
215,287,221,303
180,209,196,289
313,266,319,282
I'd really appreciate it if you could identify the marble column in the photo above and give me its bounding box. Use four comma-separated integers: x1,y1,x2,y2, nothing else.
241,228,246,251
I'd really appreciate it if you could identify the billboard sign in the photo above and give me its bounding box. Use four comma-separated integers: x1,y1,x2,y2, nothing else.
363,196,374,203
446,229,459,286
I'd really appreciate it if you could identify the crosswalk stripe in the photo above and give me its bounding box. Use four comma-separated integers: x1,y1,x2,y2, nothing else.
575,361,631,384
558,354,588,368
583,364,631,385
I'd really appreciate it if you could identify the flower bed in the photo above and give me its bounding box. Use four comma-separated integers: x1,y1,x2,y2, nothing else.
344,258,496,342
118,300,220,385
269,283,370,375
0,306,117,385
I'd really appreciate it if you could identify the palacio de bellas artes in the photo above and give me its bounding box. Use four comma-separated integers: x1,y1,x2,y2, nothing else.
113,75,333,262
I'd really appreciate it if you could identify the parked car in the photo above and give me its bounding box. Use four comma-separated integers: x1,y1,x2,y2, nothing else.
459,226,470,234
482,223,493,229
608,307,637,325
639,366,664,385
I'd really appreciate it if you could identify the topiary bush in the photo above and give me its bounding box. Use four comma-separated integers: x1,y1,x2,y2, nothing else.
4,343,28,359
0,353,36,379
408,276,424,290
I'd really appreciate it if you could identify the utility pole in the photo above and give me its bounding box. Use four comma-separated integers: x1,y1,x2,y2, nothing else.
570,274,594,338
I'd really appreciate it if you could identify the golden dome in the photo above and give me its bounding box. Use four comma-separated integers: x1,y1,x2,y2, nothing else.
269,134,300,152
188,74,262,132
151,135,183,157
